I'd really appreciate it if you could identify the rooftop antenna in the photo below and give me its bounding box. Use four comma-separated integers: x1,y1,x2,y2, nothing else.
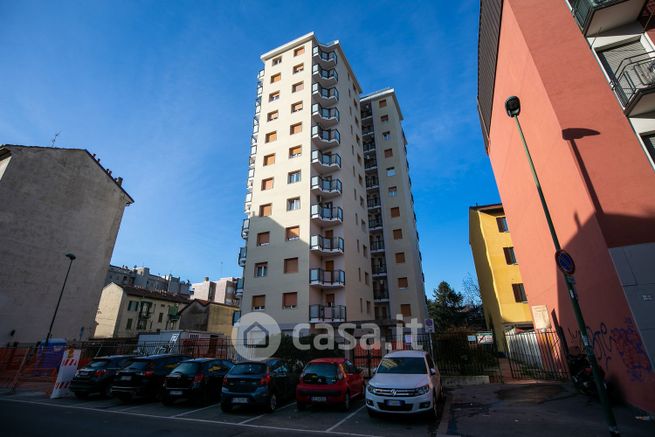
50,131,61,147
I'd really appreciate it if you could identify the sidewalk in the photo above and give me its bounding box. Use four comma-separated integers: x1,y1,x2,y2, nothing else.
441,383,654,437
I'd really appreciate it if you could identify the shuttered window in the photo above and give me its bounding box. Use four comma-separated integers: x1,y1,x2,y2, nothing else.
261,178,274,190
398,277,408,288
395,252,406,263
284,257,299,273
598,40,647,81
292,82,304,92
252,295,266,309
270,73,281,83
512,284,527,303
390,207,400,217
286,226,300,240
283,292,297,308
263,154,275,166
290,122,302,134
265,131,277,142
400,304,411,317
393,229,403,239
289,145,302,157
641,133,655,162
294,46,305,56
503,247,517,264
256,232,270,246
259,204,272,216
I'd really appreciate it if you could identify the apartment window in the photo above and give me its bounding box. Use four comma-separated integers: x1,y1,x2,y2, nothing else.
398,277,408,289
361,219,366,231
390,207,400,218
358,268,362,281
289,145,302,158
269,91,280,102
256,232,270,246
400,304,411,317
283,292,298,309
284,257,299,273
383,132,391,140
286,226,300,240
294,46,305,56
512,283,528,303
496,216,509,232
265,131,277,143
381,115,389,123
252,295,266,310
263,153,276,166
393,229,403,240
360,196,364,207
366,300,371,314
270,73,281,83
504,247,517,265
365,272,370,285
126,318,133,329
261,177,274,191
378,99,387,108
395,252,406,264
388,186,397,197
290,122,302,134
272,56,282,65
127,301,138,311
363,245,368,257
291,101,303,112
158,313,163,323
357,154,362,165
259,203,272,217
288,170,301,184
292,81,304,92
359,175,363,186
254,263,268,278
267,110,279,121
640,133,655,162
287,197,301,211
293,63,304,74
384,148,393,158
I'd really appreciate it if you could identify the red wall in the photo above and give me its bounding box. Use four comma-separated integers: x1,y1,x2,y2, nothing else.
487,0,655,412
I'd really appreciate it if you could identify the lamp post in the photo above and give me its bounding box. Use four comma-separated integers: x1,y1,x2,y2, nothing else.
504,96,619,437
44,253,76,347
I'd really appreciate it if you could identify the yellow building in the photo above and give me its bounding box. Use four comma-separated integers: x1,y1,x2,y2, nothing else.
469,204,533,351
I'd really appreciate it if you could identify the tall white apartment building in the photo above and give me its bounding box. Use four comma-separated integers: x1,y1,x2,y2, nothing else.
236,33,426,331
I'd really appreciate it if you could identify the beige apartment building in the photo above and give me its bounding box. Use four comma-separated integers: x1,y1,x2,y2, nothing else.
94,283,189,338
236,33,426,331
192,277,239,305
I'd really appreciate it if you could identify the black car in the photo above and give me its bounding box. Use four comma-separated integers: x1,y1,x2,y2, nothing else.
70,355,134,399
111,354,191,402
162,358,234,405
221,358,298,413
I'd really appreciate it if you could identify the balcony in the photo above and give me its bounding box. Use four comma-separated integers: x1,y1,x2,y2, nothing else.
311,150,341,173
232,310,242,325
370,240,385,253
309,304,346,323
369,218,383,230
364,159,378,171
311,176,342,197
256,83,263,98
362,126,374,137
255,96,261,115
366,178,379,190
310,235,345,255
167,306,180,321
312,83,339,106
250,145,257,156
374,288,389,301
257,69,264,80
244,192,252,213
235,277,244,296
570,0,646,36
312,64,338,86
238,247,247,267
138,309,153,320
608,52,655,115
361,107,373,119
363,141,376,154
367,198,381,209
309,269,345,288
372,265,387,277
241,218,250,239
312,46,338,68
312,103,340,127
311,204,343,224
311,125,341,149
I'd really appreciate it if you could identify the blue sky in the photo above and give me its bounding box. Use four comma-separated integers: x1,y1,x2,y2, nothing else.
0,0,499,297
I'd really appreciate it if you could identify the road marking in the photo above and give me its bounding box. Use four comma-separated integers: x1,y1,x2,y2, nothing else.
239,414,265,424
0,397,382,437
172,402,219,418
325,405,366,432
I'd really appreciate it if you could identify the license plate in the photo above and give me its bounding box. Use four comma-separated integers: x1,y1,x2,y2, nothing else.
232,397,249,404
311,396,327,402
169,390,183,396
120,375,131,381
385,400,402,406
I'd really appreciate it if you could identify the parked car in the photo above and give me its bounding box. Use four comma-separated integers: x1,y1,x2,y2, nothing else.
162,358,234,405
365,350,442,417
296,358,364,411
70,355,134,399
221,358,298,413
111,354,191,402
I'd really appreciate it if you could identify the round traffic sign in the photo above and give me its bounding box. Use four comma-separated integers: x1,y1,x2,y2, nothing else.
555,250,575,275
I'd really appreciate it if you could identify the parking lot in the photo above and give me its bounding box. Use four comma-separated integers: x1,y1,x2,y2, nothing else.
0,390,444,437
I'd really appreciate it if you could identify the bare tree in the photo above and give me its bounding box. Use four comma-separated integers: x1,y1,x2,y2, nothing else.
461,273,482,306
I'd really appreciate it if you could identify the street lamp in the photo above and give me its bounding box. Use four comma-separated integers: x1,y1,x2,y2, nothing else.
44,253,76,347
505,96,619,437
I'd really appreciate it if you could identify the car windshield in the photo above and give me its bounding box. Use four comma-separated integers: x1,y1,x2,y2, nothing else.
124,360,153,371
170,362,199,375
376,357,426,374
302,363,338,384
229,363,267,375
86,359,110,369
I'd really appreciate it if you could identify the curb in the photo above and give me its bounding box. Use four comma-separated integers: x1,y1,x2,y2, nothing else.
436,391,460,436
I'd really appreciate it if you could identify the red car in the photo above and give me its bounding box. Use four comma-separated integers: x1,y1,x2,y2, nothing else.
296,358,364,411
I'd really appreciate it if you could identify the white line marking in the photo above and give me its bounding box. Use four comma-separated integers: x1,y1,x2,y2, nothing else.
325,405,366,432
0,397,381,437
239,414,265,424
172,402,219,418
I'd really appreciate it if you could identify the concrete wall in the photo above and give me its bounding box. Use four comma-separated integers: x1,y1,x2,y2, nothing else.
0,146,131,343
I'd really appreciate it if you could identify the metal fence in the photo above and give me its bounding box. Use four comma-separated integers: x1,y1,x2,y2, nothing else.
504,329,569,381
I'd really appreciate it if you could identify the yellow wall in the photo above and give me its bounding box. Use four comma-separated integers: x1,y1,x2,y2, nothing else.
469,205,532,351
207,304,238,337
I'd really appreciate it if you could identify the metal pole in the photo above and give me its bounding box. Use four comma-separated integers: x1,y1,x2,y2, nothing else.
45,254,76,347
512,115,619,436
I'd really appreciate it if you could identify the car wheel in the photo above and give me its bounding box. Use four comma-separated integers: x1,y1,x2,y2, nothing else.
367,407,379,418
73,392,89,400
342,391,351,412
220,401,232,413
266,393,277,413
296,401,306,411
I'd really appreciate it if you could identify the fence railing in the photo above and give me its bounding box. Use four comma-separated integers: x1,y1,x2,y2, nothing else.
504,329,569,381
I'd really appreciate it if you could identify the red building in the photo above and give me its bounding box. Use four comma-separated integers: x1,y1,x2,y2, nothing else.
477,0,655,413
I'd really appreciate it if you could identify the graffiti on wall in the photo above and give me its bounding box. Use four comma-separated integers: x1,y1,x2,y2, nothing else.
568,318,653,382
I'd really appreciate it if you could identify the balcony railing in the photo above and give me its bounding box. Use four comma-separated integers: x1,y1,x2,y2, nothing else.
311,149,342,171
138,309,153,320
367,198,381,209
311,125,341,148
366,178,379,189
309,304,346,322
609,51,655,115
309,269,346,288
311,176,342,196
232,310,241,325
369,218,383,229
362,127,374,136
312,83,339,105
311,204,343,223
570,0,645,36
312,103,340,126
312,64,338,85
364,160,378,170
312,46,338,67
241,218,250,239
257,69,264,80
361,108,373,119
363,142,376,153
371,240,385,252
310,235,345,254
372,265,387,276
238,247,247,267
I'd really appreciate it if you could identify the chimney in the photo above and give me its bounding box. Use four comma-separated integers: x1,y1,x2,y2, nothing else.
116,177,123,186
